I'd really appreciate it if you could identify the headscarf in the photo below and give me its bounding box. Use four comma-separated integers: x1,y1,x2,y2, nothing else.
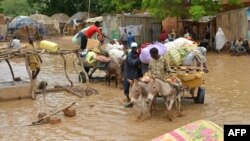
215,27,227,51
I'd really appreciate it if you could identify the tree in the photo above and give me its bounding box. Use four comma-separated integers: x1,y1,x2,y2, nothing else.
96,0,117,14
26,0,143,16
27,0,89,16
3,3,35,16
189,0,221,21
142,0,187,20
142,0,243,20
228,0,243,6
113,0,142,13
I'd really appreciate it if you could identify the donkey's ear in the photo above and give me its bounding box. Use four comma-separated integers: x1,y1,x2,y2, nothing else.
128,79,133,84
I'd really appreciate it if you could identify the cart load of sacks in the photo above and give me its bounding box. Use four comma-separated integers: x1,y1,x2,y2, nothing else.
82,40,124,66
139,37,206,66
81,37,207,69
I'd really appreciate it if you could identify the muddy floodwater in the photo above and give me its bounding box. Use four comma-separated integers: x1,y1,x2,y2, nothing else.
1,37,250,141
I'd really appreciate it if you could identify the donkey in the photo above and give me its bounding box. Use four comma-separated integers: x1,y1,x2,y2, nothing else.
128,79,151,119
105,58,121,88
147,77,182,121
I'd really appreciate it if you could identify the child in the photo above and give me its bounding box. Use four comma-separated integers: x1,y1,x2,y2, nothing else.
26,37,42,79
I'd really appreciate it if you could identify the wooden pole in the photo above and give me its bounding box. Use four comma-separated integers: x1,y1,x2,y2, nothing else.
60,54,73,87
35,87,66,94
32,101,77,125
54,85,84,97
5,59,16,81
65,87,83,98
75,51,89,84
24,55,36,99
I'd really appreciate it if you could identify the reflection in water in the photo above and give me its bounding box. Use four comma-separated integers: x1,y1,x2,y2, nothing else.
1,39,250,140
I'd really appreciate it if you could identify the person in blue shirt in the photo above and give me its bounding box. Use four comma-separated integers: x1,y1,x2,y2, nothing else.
127,32,135,48
123,42,142,107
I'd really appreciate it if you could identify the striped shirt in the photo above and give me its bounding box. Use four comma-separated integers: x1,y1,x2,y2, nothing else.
148,56,169,78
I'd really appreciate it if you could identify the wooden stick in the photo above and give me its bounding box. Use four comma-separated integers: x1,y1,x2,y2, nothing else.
35,87,66,94
60,54,73,87
72,58,80,75
0,49,80,61
24,54,36,99
75,51,89,84
32,101,77,125
65,87,83,98
53,85,83,98
5,59,16,81
30,79,36,99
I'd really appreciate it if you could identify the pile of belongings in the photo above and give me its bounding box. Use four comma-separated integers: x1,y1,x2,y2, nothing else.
80,39,125,66
165,37,198,66
105,40,125,61
138,38,207,67
139,41,167,64
81,50,110,66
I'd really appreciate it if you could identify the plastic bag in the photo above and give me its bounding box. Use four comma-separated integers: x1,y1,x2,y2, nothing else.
139,42,167,64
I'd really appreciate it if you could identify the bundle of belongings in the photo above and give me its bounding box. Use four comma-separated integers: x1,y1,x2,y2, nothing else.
139,37,207,87
104,39,125,61
139,37,207,68
80,39,125,66
139,41,167,64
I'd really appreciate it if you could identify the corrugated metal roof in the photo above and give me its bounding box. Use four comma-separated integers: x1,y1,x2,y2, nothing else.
179,16,215,23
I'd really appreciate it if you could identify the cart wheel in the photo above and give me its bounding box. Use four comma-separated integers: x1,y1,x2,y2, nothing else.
195,87,205,104
79,71,86,83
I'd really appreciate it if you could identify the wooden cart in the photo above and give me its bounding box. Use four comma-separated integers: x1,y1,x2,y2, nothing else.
174,66,206,104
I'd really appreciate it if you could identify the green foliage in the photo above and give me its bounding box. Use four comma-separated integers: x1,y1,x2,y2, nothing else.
142,0,185,20
228,0,243,6
0,0,244,20
96,0,116,14
113,0,142,13
189,5,206,21
26,0,119,16
27,0,85,16
142,0,231,20
0,0,35,16
190,0,221,16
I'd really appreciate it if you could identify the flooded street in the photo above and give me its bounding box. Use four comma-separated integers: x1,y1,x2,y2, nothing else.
1,38,250,141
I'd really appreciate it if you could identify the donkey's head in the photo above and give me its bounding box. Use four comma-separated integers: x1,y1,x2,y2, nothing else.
128,79,142,103
147,77,160,101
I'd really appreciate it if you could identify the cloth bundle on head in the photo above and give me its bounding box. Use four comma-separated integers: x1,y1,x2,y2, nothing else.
139,41,167,64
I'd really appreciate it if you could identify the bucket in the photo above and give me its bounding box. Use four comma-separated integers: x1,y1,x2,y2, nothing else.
40,40,59,52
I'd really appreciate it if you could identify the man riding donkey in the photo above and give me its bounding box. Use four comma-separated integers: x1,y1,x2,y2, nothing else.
143,48,182,92
125,47,182,108
126,47,183,119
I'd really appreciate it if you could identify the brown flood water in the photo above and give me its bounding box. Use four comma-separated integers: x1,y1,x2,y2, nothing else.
1,37,250,141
